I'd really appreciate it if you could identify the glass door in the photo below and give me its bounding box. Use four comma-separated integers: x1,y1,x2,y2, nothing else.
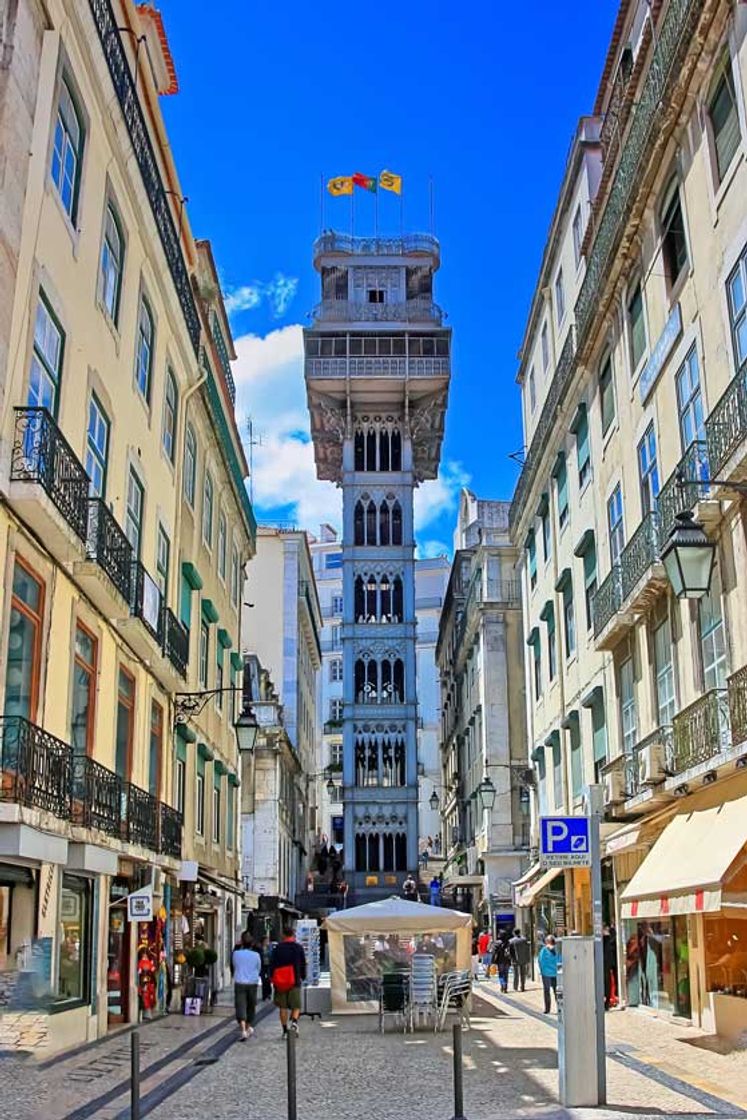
673,915,691,1018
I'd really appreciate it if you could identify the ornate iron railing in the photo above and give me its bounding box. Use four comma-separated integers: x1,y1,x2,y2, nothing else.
306,356,449,378
312,299,444,324
484,579,523,605
86,498,133,601
125,782,159,850
129,561,163,644
592,564,623,637
728,664,747,749
211,312,236,405
624,726,674,798
705,369,747,478
11,408,89,541
162,607,189,678
0,716,72,818
575,0,705,348
88,0,200,352
313,232,440,259
620,511,660,600
509,329,576,533
71,754,122,837
672,688,730,774
657,440,710,542
159,802,183,858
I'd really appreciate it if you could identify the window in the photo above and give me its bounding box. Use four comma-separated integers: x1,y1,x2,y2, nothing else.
532,638,542,701
4,561,44,721
527,531,537,591
325,551,342,570
215,651,224,711
528,367,536,413
162,369,178,463
99,204,123,322
330,698,343,722
581,537,597,632
627,282,647,372
196,772,205,835
551,734,562,808
156,524,170,598
637,423,660,516
541,323,549,372
125,468,144,558
572,204,583,267
541,506,552,563
330,658,343,682
226,781,235,850
57,875,89,1003
600,354,616,436
545,607,557,682
727,246,747,376
51,78,83,220
28,296,63,413
331,624,342,650
660,183,688,291
71,623,96,755
653,616,676,726
699,566,727,691
607,485,625,566
115,668,134,780
575,407,591,489
135,296,154,402
368,289,385,303
217,512,227,581
708,62,741,185
175,757,185,816
230,544,241,607
555,455,569,532
149,700,163,798
184,424,197,506
332,594,343,615
676,347,705,452
569,717,582,798
85,394,109,498
212,783,221,843
199,619,209,688
619,656,637,755
555,269,565,324
202,471,214,547
562,581,576,658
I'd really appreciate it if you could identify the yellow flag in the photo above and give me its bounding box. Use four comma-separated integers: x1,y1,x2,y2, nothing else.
327,176,353,197
379,169,402,195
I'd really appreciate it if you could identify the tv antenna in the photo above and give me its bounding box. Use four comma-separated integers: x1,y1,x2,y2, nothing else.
247,416,264,503
508,447,526,466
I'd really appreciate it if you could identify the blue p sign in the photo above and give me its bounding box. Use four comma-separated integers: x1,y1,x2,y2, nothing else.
540,816,590,859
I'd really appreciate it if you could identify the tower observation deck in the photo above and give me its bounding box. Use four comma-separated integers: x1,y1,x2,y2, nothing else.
304,230,451,901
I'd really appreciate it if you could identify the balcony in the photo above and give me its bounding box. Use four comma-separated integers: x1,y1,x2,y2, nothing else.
671,689,730,777
705,368,747,489
159,802,183,859
74,498,133,618
0,716,71,819
623,726,674,801
312,299,444,324
592,565,633,650
619,511,667,610
121,560,163,662
313,231,440,264
9,408,89,560
71,754,121,838
306,356,449,379
162,607,189,679
728,665,747,750
211,312,236,405
124,782,160,851
657,440,715,542
323,720,343,735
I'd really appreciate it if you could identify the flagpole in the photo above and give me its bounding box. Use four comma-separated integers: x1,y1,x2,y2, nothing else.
399,185,404,239
351,186,355,238
319,173,324,234
374,187,379,239
429,175,435,234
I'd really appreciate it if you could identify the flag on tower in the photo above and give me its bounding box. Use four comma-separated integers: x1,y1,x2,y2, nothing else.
379,170,402,195
352,172,377,192
327,175,353,197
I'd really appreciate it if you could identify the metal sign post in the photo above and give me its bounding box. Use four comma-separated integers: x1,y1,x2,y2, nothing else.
585,784,607,1106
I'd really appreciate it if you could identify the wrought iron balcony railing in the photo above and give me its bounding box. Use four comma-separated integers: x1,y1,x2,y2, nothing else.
620,511,660,601
129,561,164,644
71,754,122,838
312,299,444,324
672,688,730,775
728,664,747,749
306,356,449,378
11,408,90,542
623,726,674,798
705,368,747,479
211,312,236,406
591,564,623,637
159,802,183,859
657,440,710,542
88,0,200,352
162,607,189,678
125,781,160,850
0,716,72,818
86,498,133,601
313,232,440,260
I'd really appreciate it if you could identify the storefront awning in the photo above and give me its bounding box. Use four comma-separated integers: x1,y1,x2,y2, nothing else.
444,875,485,889
514,864,562,909
621,796,747,919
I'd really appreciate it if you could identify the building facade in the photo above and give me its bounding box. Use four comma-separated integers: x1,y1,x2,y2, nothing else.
414,554,450,856
0,0,254,1052
512,0,747,1037
305,231,451,902
437,492,530,927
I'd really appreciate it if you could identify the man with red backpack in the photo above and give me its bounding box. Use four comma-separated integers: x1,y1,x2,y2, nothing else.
269,926,307,1035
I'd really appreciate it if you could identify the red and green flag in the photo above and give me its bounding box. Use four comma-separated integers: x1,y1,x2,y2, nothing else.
352,171,377,192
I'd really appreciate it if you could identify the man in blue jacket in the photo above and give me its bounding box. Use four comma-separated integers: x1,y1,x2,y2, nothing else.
538,934,558,1014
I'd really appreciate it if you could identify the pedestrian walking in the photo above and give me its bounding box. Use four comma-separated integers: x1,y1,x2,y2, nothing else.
429,874,442,906
538,934,558,1014
509,927,531,992
232,931,261,1040
491,930,511,993
403,872,418,903
269,926,307,1036
477,927,492,972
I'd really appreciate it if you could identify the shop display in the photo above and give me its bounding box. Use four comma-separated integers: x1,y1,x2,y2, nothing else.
296,919,321,986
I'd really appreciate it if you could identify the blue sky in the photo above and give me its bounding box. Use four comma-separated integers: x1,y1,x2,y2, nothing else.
159,0,618,554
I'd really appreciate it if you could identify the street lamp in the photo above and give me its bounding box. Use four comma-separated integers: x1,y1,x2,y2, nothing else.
660,509,717,599
477,774,497,813
234,703,259,753
429,789,440,812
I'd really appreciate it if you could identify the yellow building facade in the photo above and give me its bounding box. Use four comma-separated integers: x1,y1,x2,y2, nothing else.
0,0,254,1052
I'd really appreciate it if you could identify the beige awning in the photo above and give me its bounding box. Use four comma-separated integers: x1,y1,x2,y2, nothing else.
621,796,747,919
515,866,563,909
444,875,485,889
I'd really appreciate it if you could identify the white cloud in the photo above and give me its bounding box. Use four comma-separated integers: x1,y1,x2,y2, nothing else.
224,273,299,319
232,324,469,545
416,540,451,560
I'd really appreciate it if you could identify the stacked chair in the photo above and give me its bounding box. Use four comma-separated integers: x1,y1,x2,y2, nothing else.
378,970,410,1033
409,953,438,1031
437,969,472,1032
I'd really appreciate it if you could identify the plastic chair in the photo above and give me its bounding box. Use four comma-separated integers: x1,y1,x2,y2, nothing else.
409,953,438,1031
379,971,410,1033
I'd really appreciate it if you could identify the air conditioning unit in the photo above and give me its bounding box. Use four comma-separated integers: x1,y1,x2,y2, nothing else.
604,768,626,807
638,739,666,786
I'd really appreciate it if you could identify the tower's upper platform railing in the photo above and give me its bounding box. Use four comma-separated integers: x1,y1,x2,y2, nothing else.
313,231,440,266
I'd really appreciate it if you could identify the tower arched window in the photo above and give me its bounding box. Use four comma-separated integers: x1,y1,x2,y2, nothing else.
365,575,377,619
393,658,404,702
383,833,395,871
355,833,367,871
395,739,406,785
392,575,403,621
366,427,376,469
354,501,365,545
380,501,390,545
381,658,392,702
368,832,380,872
379,428,391,472
391,501,403,545
391,429,402,471
355,658,366,700
354,430,365,471
380,575,392,620
354,575,365,621
395,832,407,871
366,501,377,545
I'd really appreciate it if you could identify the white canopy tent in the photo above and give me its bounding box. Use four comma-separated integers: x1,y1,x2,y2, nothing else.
324,896,473,1012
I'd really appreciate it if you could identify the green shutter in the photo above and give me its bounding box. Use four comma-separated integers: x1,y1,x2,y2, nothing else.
176,738,187,763
180,571,192,628
230,651,243,673
217,628,233,649
555,456,568,518
575,408,590,476
527,530,537,582
198,742,214,764
176,723,197,744
569,715,582,795
182,561,203,590
201,598,219,624
226,781,234,849
214,765,223,790
592,696,607,763
583,542,597,588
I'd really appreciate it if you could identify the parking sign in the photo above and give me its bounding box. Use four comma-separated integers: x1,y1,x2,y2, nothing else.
539,816,591,868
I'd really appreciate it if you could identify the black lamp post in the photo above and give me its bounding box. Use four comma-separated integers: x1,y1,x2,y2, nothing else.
660,509,717,599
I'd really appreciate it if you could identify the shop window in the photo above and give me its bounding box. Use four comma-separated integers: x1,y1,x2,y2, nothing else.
704,912,747,999
58,874,89,1003
4,560,44,722
71,623,97,755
